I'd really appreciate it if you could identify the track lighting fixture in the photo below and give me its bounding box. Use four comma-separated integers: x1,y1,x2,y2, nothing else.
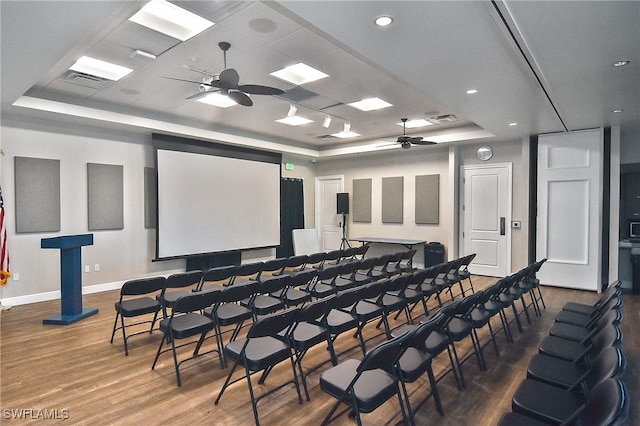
323,114,332,128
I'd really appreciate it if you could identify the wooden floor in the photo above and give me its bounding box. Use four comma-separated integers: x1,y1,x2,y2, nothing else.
1,276,638,425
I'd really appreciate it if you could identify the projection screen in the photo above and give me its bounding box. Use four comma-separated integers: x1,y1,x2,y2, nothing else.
153,135,281,260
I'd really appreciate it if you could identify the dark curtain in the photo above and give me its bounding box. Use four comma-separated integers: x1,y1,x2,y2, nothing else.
277,178,304,258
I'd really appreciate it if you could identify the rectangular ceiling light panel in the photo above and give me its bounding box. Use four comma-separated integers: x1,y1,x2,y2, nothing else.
196,93,237,108
270,63,329,85
129,0,214,41
348,97,392,111
69,56,133,81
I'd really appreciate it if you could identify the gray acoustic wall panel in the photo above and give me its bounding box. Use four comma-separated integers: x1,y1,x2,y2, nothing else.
382,176,404,223
415,174,440,224
352,178,372,223
87,163,124,231
144,167,156,229
14,156,61,233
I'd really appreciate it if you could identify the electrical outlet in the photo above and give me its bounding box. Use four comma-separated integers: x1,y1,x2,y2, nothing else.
85,265,90,273
94,264,100,272
13,272,19,281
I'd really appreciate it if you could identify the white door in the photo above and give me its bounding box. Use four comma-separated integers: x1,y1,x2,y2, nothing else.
537,129,602,290
315,176,343,251
461,164,512,277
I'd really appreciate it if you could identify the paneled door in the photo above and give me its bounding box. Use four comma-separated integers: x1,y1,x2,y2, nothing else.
537,129,602,290
315,175,343,251
461,164,512,277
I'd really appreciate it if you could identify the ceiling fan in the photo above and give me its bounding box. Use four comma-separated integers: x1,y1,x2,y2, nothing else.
165,42,284,107
391,118,437,149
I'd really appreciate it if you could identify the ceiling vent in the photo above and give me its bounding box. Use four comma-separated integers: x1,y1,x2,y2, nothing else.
317,134,338,139
428,114,458,124
62,71,110,89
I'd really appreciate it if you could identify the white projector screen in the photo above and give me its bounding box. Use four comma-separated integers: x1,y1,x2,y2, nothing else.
154,137,281,259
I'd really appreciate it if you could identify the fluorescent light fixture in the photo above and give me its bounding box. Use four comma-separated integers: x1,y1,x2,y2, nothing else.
287,104,297,117
69,56,133,81
130,49,157,60
509,122,518,126
196,93,237,108
611,109,623,113
396,119,433,129
374,16,393,27
270,63,329,85
348,97,392,111
276,116,313,126
128,0,214,41
466,89,478,94
322,114,332,128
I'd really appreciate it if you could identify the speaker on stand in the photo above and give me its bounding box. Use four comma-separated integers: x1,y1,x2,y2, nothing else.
337,193,351,249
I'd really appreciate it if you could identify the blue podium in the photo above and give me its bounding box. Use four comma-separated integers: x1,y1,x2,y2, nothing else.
41,234,99,325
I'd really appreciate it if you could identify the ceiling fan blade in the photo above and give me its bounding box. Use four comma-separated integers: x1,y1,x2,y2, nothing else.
163,76,209,85
219,68,240,86
408,137,424,143
237,84,285,96
412,140,437,146
186,91,213,100
228,90,253,107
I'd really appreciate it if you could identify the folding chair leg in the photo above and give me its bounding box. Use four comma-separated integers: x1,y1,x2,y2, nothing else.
110,312,120,344
215,360,240,405
151,333,167,370
427,366,445,416
487,321,500,357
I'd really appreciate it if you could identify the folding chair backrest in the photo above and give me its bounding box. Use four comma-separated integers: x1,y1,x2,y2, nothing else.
173,288,221,315
295,297,333,323
384,274,410,292
232,262,263,282
359,280,386,300
353,244,369,259
573,379,629,426
406,313,443,349
165,270,203,290
356,257,376,273
460,253,476,270
358,332,411,374
323,249,343,265
437,300,461,328
591,325,622,353
304,252,328,269
330,287,362,310
288,269,318,287
202,265,236,287
454,292,482,316
260,258,288,278
219,281,260,303
583,347,626,393
121,276,166,296
408,269,429,286
285,255,308,271
259,275,292,295
248,307,300,338
317,264,341,281
339,260,360,277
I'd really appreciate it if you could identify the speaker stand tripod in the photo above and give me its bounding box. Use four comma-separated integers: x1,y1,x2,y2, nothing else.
339,213,351,250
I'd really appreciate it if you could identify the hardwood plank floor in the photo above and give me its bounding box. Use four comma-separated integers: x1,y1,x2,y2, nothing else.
1,276,637,425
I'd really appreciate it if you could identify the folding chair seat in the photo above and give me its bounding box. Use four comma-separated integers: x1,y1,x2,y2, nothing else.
229,261,263,286
554,297,622,328
310,265,340,298
286,297,336,400
276,269,316,307
396,313,445,420
402,268,432,320
200,265,235,290
498,379,630,426
205,281,259,365
151,288,222,386
273,254,308,276
319,333,411,426
526,346,626,392
456,253,476,296
538,324,622,365
482,280,514,343
215,308,303,426
243,275,289,318
511,377,628,425
495,274,525,334
549,308,622,343
443,257,466,299
470,288,501,361
157,270,204,318
562,280,621,315
506,269,533,326
434,260,456,304
351,244,369,261
111,276,166,355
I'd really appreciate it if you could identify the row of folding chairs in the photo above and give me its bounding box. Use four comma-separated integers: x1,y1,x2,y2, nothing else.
317,258,549,425
499,279,629,425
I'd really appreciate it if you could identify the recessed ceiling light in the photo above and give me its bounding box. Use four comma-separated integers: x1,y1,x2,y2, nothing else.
69,56,133,81
331,130,361,139
612,109,623,113
612,60,630,67
270,63,329,85
374,16,393,27
509,122,518,126
466,89,478,94
275,116,313,126
196,93,237,108
396,119,433,129
348,97,393,111
129,0,214,41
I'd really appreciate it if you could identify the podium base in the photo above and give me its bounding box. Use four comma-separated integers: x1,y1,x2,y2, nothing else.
43,308,99,325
